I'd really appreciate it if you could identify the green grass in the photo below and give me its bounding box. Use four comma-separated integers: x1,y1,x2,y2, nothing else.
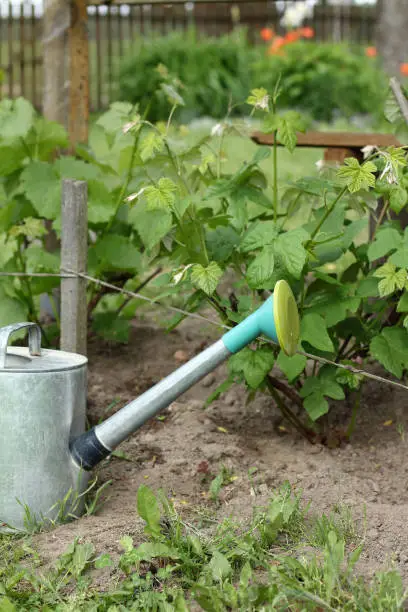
0,483,406,611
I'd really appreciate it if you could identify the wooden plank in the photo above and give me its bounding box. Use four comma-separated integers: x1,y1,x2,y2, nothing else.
8,1,13,97
95,6,102,111
251,130,401,150
69,0,89,146
31,2,37,107
107,5,113,104
43,0,70,127
89,0,281,4
61,179,88,356
19,3,25,98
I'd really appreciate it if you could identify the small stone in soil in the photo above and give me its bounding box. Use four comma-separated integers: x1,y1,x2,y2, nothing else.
174,350,189,363
202,373,216,387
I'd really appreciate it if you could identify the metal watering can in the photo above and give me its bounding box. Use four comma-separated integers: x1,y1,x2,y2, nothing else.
0,280,299,531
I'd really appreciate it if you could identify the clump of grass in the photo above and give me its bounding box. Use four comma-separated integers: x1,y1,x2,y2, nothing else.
0,483,406,611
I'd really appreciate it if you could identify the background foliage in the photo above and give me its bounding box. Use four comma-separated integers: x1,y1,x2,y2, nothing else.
119,31,387,123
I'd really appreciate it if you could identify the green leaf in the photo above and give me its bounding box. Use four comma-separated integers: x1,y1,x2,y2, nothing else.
134,542,180,561
277,351,306,382
240,562,252,589
390,185,408,214
367,228,401,262
246,246,275,288
119,535,134,553
0,97,35,140
275,229,309,279
9,217,47,240
264,111,306,153
240,221,278,253
384,87,406,124
301,313,334,352
174,592,189,611
161,83,185,106
24,244,59,272
370,327,408,378
320,378,345,401
277,111,306,153
397,291,408,313
88,180,115,225
145,177,178,210
303,393,329,421
0,597,17,612
206,226,240,263
0,141,27,175
96,101,134,134
140,131,164,161
209,473,224,500
94,553,113,569
209,551,232,581
55,156,100,181
191,262,223,295
337,158,377,193
356,276,379,298
374,262,406,296
21,162,61,219
390,229,408,268
32,118,69,159
130,205,173,250
308,292,361,328
342,218,367,249
336,366,362,391
72,542,95,576
93,235,141,272
0,234,18,267
246,87,269,111
229,346,274,389
137,484,162,538
0,283,27,327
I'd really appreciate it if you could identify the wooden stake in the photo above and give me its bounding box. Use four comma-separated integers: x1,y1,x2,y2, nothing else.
61,179,88,356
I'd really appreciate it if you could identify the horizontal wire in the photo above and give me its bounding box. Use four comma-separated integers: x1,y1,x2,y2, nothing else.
0,272,76,278
2,269,408,393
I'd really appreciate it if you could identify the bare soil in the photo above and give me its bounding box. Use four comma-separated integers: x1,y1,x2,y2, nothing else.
33,313,408,584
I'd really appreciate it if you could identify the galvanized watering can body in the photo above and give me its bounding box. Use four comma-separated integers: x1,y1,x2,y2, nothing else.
0,323,88,531
0,281,300,532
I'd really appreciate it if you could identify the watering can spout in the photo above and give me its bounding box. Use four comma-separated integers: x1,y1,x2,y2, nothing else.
70,280,299,471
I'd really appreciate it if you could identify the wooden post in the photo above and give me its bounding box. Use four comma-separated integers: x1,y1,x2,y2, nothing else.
69,0,89,146
43,0,70,126
61,179,88,356
43,0,89,146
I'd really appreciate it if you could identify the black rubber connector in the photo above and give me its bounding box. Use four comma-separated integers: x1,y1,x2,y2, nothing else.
70,428,111,471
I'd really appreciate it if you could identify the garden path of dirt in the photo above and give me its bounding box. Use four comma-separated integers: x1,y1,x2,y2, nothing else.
34,313,408,585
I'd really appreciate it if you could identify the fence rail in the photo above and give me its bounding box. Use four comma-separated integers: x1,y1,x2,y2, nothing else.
0,1,377,112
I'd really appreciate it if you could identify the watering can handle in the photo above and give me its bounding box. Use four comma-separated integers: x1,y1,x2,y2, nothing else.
0,322,42,368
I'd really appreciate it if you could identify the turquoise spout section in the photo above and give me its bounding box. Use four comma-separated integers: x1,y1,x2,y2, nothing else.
222,296,278,354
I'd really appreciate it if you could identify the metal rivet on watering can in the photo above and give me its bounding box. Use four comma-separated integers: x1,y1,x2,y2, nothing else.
0,280,299,532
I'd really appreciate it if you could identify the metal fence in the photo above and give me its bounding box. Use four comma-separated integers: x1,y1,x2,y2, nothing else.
0,1,377,112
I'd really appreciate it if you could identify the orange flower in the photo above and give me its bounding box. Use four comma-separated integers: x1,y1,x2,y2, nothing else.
285,30,301,43
268,36,286,55
300,27,315,39
365,46,377,58
400,63,408,76
260,27,274,42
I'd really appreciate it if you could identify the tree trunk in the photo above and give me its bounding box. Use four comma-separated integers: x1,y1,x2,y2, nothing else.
376,0,408,77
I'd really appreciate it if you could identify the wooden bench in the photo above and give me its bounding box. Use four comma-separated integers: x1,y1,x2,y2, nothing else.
252,129,406,236
251,130,401,163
